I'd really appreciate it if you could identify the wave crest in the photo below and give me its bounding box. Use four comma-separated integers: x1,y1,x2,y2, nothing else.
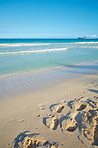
0,47,68,56
0,43,51,47
0,42,98,47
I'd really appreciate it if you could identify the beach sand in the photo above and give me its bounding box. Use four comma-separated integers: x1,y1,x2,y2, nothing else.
0,67,98,148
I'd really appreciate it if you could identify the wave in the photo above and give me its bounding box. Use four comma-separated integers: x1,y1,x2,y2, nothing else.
0,47,68,56
75,42,98,44
0,43,51,47
0,45,98,56
79,46,98,48
0,42,98,47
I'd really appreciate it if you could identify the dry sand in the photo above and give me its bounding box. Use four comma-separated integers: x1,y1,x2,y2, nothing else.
0,72,98,148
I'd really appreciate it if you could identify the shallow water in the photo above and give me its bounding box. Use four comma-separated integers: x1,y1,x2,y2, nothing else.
0,39,98,76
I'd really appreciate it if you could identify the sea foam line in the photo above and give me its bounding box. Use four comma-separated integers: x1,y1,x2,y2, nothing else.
75,42,98,44
0,42,98,47
78,46,98,48
0,47,68,55
0,43,51,47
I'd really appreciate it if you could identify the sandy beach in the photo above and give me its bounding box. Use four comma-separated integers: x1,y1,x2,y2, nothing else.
0,64,98,148
0,0,98,147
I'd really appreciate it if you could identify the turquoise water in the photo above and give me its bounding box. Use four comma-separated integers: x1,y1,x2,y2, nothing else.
0,39,98,76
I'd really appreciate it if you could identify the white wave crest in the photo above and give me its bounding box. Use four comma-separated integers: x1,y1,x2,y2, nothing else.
79,46,98,48
0,43,51,47
0,47,68,55
0,42,98,47
75,42,98,44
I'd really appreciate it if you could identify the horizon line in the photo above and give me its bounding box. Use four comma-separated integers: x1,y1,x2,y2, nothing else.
0,37,97,39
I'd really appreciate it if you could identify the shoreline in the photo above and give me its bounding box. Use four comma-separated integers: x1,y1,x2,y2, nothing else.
0,61,98,100
0,60,98,79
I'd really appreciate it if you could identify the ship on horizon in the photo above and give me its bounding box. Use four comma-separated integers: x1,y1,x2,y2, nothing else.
78,37,87,39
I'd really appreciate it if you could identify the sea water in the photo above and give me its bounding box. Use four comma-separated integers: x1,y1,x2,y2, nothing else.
0,39,98,76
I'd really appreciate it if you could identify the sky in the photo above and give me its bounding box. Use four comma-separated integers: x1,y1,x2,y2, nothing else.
0,0,98,38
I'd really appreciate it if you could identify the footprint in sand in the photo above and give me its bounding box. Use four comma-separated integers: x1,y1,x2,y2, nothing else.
49,100,66,113
43,116,59,130
23,136,49,148
23,136,61,148
63,97,98,145
12,131,61,148
75,98,98,145
93,117,98,145
56,105,64,113
43,101,66,130
50,117,59,130
82,129,93,140
87,99,97,108
69,97,87,111
62,118,78,132
42,96,98,146
82,113,98,145
38,104,46,110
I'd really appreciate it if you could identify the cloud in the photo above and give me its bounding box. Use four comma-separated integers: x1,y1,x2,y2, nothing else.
87,34,96,38
90,35,96,37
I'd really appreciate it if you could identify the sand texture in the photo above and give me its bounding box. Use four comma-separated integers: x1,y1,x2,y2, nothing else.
0,73,98,148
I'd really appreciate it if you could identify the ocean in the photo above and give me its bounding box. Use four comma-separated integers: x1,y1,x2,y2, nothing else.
0,39,98,77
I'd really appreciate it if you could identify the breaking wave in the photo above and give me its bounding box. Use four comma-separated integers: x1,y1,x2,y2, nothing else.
0,43,51,47
0,42,98,47
0,47,68,56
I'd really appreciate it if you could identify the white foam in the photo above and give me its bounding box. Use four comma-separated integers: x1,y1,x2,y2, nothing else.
0,42,98,47
78,46,98,48
75,42,98,44
0,43,51,47
0,47,68,55
52,42,98,45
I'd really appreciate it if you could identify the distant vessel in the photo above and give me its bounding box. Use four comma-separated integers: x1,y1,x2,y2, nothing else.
78,37,87,39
